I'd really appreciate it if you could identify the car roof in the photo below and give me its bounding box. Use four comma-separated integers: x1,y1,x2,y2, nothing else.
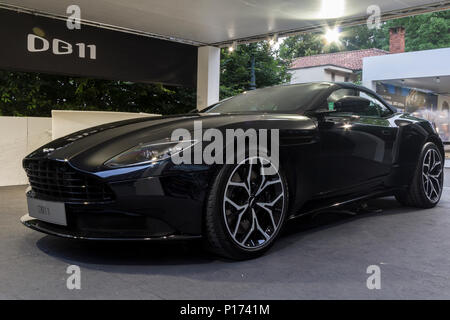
280,82,396,113
280,81,365,91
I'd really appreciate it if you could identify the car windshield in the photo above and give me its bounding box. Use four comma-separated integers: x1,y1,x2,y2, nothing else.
204,83,331,114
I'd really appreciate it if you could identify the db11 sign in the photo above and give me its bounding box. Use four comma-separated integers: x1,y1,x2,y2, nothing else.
27,34,97,60
0,8,197,87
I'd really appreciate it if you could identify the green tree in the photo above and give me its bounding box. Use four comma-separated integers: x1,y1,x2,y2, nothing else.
340,24,386,50
220,42,290,99
379,10,450,52
278,33,324,61
0,71,196,117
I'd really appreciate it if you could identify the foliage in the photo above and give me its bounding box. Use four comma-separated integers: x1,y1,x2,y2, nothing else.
220,42,291,99
380,10,450,52
339,25,386,51
278,33,324,61
0,71,196,117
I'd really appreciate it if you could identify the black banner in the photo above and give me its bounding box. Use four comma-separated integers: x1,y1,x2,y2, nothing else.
0,8,197,87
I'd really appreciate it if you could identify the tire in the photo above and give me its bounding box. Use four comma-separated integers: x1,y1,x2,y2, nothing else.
204,156,289,260
395,142,444,208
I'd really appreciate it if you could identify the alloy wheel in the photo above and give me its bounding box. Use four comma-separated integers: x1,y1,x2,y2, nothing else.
222,157,285,249
422,148,443,203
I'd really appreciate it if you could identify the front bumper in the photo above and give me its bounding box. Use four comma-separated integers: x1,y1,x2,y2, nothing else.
21,171,212,239
21,155,214,239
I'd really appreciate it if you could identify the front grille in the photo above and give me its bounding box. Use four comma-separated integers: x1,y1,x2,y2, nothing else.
23,159,114,202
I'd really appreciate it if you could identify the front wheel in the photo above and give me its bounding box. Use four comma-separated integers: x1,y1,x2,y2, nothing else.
204,157,289,260
396,142,444,208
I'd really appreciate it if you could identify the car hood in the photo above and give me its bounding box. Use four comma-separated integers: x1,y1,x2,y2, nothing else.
26,113,316,172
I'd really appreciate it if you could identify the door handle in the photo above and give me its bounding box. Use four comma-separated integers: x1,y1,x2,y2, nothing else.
381,130,391,136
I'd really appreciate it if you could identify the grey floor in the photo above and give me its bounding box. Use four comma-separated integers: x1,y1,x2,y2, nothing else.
1,170,450,300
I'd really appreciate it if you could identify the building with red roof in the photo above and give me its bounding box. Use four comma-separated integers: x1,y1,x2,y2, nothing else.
288,27,412,84
289,48,389,84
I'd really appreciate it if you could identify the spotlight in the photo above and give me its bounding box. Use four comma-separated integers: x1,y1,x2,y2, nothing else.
324,27,341,44
268,33,279,46
228,41,237,52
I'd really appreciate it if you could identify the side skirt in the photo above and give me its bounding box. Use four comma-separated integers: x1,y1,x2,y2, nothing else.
288,187,403,221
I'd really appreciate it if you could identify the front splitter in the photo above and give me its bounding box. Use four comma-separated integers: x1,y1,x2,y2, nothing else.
20,214,202,241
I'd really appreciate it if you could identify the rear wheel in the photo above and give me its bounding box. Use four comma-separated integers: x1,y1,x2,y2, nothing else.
396,142,444,208
204,157,288,260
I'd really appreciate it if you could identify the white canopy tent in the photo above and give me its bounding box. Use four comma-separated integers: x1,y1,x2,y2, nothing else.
1,0,448,45
1,0,449,108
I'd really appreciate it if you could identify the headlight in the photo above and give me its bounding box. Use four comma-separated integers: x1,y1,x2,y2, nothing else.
104,140,196,168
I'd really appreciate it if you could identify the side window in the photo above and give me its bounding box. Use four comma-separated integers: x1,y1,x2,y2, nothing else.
327,89,392,118
359,92,392,117
328,89,358,102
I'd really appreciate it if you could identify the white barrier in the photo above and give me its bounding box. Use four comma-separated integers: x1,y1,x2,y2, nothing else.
0,117,52,186
0,110,160,186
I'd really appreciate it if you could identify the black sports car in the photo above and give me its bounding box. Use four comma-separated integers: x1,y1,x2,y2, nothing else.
21,82,445,260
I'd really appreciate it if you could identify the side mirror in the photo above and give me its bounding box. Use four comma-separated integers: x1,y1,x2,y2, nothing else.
334,96,371,113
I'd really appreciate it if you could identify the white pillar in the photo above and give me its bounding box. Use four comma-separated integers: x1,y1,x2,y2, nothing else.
197,46,220,111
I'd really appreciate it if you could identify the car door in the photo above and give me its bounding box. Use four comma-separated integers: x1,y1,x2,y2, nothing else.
316,88,398,195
